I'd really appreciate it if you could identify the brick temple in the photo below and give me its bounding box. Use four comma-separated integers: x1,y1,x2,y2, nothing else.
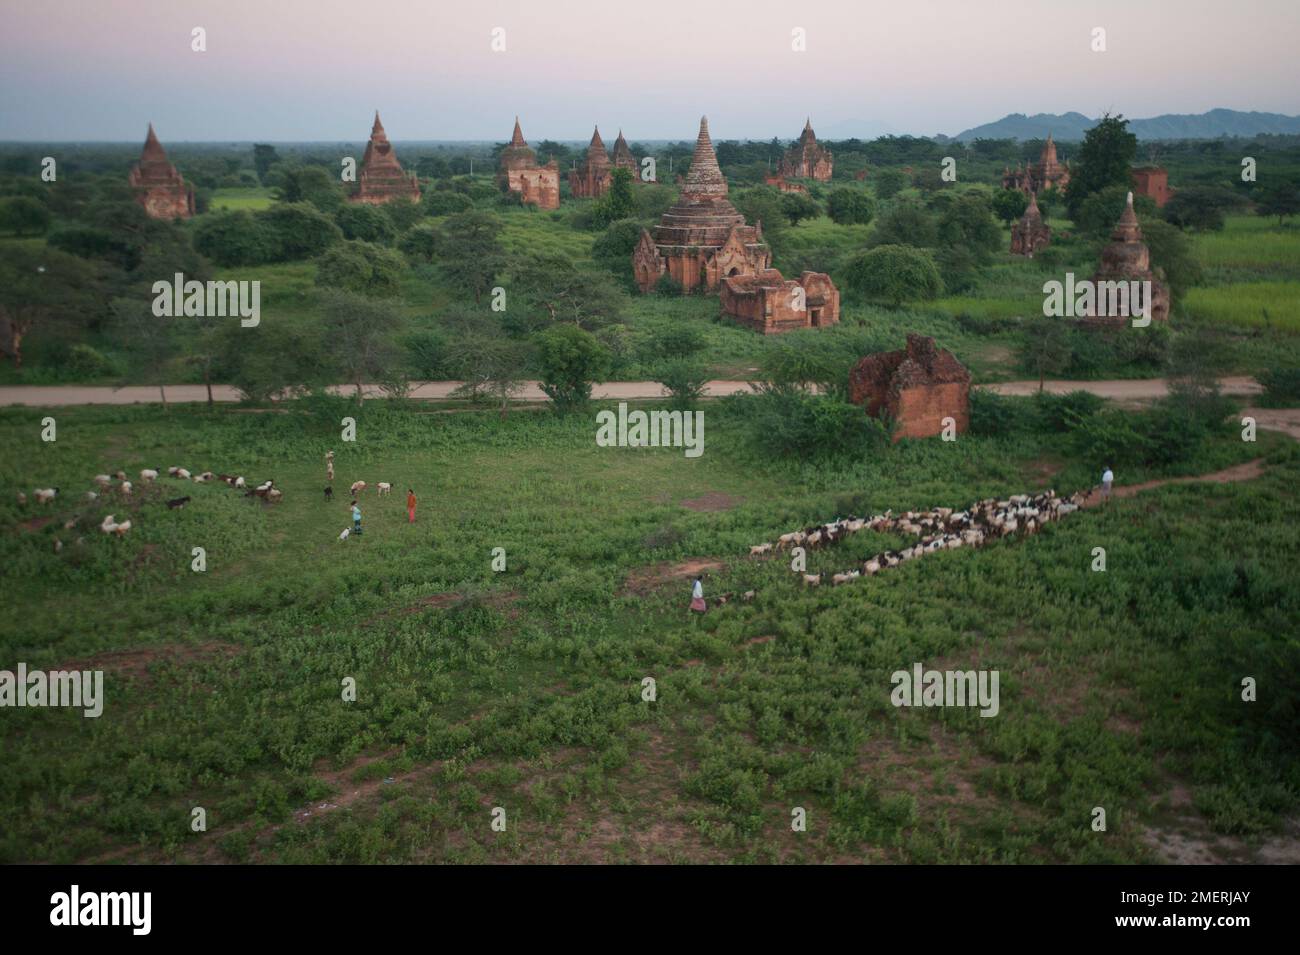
720,269,840,334
763,172,809,194
497,118,560,210
569,127,613,198
778,119,833,181
632,116,770,293
1002,134,1070,195
1010,191,1051,257
1082,192,1170,325
1131,166,1172,208
128,124,195,220
849,335,971,441
350,112,421,205
611,130,640,180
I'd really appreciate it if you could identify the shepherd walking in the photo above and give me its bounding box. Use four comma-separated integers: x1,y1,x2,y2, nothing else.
407,488,417,524
689,576,706,614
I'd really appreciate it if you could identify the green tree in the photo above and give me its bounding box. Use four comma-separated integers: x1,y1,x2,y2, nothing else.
0,196,51,236
1142,218,1203,309
1065,113,1138,219
733,187,787,243
934,192,1002,262
273,165,344,213
1020,318,1072,391
1162,186,1242,232
509,251,626,332
844,244,942,306
826,188,875,226
193,210,277,266
868,200,938,248
437,210,506,303
445,327,532,417
1255,181,1300,225
779,191,820,226
1075,185,1158,237
314,241,405,297
253,144,279,183
591,167,637,228
320,289,407,400
591,218,644,286
336,203,397,244
258,202,343,261
383,198,424,234
991,188,1028,225
0,246,105,369
534,323,610,412
424,189,474,217
874,168,908,200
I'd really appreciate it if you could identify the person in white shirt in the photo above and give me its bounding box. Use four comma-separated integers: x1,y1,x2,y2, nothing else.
689,576,706,614
1101,466,1114,502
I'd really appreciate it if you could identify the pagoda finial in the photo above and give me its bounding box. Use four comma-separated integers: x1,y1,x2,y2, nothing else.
372,111,385,137
510,116,526,147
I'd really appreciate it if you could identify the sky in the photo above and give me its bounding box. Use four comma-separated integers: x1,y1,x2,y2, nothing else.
1,0,1298,142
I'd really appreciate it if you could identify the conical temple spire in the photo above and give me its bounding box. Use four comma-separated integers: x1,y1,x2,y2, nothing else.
372,111,386,137
141,123,167,161
510,116,526,147
1112,190,1142,241
683,116,727,198
590,126,605,149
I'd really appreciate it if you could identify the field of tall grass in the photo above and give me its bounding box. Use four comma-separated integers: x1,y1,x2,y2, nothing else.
2,400,1296,863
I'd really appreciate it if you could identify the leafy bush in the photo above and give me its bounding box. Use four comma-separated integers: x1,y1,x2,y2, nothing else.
65,343,119,379
727,385,887,458
1258,367,1300,406
844,244,942,306
968,388,1031,437
826,188,875,226
653,359,709,409
535,323,611,412
1034,390,1104,432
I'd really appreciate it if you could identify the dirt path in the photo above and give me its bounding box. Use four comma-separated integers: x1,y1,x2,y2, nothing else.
0,376,1267,407
1077,458,1266,507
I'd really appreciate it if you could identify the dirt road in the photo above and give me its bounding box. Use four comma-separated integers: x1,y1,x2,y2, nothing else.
0,376,1266,407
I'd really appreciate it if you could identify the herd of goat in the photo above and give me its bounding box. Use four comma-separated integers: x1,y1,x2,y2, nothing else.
748,488,1091,587
18,466,282,548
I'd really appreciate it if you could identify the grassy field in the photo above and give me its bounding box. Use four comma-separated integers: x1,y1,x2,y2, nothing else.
2,399,1296,863
209,187,276,212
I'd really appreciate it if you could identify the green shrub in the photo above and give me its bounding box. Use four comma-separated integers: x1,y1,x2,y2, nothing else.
1258,367,1300,406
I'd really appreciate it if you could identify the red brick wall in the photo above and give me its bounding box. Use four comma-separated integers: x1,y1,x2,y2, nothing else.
892,382,969,440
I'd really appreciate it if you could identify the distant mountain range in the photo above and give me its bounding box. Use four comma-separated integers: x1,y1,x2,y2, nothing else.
951,109,1300,142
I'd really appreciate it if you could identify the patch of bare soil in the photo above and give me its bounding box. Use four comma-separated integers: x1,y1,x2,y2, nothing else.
1142,779,1300,864
57,641,242,683
680,492,742,512
622,558,725,595
295,748,428,823
17,515,54,532
1242,406,1300,441
1078,458,1265,508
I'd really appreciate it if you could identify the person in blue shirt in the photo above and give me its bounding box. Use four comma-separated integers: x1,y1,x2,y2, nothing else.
351,500,362,535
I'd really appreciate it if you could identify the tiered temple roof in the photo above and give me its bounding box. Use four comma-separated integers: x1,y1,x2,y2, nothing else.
351,112,421,205
778,119,833,181
128,124,195,220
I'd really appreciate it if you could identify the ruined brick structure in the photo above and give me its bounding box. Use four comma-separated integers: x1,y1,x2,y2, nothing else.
848,334,971,441
569,127,613,198
1082,191,1170,326
632,116,770,293
350,112,421,205
1002,133,1070,195
720,268,840,334
1010,191,1051,257
128,124,195,220
497,118,560,210
763,173,808,194
611,130,640,180
1131,166,1172,208
778,119,833,181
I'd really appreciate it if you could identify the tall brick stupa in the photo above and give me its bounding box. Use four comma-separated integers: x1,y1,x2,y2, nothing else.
128,124,195,220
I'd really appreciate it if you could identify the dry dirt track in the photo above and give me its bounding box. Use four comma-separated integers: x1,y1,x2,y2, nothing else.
0,376,1267,407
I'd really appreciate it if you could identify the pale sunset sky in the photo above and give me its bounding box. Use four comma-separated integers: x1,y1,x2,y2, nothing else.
1,0,1297,141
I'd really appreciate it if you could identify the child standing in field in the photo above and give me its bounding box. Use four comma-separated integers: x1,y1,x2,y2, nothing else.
407,488,417,524
351,500,363,535
1101,465,1114,503
689,576,706,614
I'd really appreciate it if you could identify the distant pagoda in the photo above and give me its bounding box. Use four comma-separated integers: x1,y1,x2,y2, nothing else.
350,112,421,205
569,126,613,198
1010,191,1050,256
1082,192,1170,325
611,130,640,180
128,124,195,220
1002,133,1070,195
497,117,559,210
632,116,770,293
778,118,833,181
